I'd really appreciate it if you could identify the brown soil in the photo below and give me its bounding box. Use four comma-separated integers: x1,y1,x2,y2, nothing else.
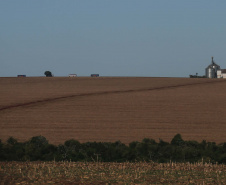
0,77,226,144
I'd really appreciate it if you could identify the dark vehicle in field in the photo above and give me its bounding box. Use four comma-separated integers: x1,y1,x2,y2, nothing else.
91,74,99,77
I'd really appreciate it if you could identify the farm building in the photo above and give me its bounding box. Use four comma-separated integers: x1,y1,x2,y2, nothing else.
205,57,220,78
17,75,26,77
68,74,77,77
217,69,226,78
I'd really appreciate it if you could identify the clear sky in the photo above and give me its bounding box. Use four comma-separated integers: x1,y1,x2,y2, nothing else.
1,0,226,77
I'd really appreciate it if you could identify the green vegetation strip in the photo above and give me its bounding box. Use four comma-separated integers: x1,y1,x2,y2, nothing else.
1,134,226,164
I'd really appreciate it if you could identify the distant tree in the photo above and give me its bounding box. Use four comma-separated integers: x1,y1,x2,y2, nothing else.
29,136,48,147
24,136,49,160
44,71,53,77
7,137,18,145
171,134,185,146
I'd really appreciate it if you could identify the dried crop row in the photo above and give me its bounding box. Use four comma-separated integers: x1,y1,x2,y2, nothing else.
0,161,225,184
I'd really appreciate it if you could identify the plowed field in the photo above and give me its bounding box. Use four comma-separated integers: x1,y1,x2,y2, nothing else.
0,77,226,144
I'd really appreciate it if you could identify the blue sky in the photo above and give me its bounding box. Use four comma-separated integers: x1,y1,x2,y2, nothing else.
0,0,226,77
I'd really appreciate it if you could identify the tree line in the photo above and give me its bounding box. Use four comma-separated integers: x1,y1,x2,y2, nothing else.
0,134,225,164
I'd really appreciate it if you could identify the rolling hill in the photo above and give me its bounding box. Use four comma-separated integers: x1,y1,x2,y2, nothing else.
0,77,225,144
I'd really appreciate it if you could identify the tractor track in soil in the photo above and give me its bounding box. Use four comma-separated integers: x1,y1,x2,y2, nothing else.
0,79,225,112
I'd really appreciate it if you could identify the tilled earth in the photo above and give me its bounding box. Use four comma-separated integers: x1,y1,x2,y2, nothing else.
0,77,226,144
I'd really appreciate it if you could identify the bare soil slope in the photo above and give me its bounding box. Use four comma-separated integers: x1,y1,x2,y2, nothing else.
0,77,226,144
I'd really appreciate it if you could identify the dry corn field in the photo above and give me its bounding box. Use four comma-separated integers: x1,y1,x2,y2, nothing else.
0,77,226,144
0,161,225,184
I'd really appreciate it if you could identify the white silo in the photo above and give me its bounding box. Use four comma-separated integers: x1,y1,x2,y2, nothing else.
205,57,220,78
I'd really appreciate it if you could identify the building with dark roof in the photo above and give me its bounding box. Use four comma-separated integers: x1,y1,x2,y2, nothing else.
217,69,226,78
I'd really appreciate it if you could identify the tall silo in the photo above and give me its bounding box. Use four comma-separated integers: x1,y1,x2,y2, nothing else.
205,57,220,78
